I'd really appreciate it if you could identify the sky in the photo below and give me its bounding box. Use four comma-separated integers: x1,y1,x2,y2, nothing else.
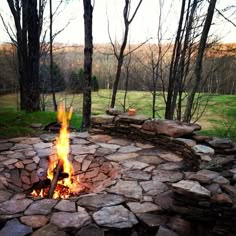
0,0,235,45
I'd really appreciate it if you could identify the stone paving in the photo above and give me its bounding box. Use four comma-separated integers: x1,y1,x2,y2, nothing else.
0,131,235,235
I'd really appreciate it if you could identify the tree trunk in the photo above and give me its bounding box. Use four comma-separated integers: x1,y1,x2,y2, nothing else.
81,0,93,129
184,0,217,122
50,0,57,112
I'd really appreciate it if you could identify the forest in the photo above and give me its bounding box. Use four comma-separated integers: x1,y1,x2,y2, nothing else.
0,0,235,132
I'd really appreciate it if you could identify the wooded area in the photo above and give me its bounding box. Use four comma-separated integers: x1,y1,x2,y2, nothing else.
0,0,235,129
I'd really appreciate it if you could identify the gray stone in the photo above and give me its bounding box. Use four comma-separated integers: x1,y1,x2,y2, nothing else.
10,143,32,150
88,134,113,143
24,199,58,215
105,153,139,162
32,223,68,236
40,134,57,142
175,138,196,147
208,138,234,149
71,145,96,155
0,142,13,151
36,148,52,158
91,114,114,124
0,190,12,202
122,170,151,180
116,114,149,125
152,170,183,183
108,138,131,146
158,152,183,162
154,190,174,210
20,215,49,228
157,162,185,171
3,158,18,166
50,209,91,229
156,226,179,236
25,163,37,171
95,148,115,156
172,180,211,198
76,224,104,236
127,202,161,214
118,145,142,153
192,144,214,155
97,143,120,150
93,205,138,228
188,169,220,184
54,200,76,212
140,180,168,195
142,119,200,137
135,155,163,165
0,218,32,236
108,180,143,200
122,160,149,169
33,142,52,149
74,154,87,163
137,213,168,227
0,198,33,214
77,193,125,210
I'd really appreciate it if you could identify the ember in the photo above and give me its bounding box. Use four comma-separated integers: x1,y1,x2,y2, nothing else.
31,103,81,199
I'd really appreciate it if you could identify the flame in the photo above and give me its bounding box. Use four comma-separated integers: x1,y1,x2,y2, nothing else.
47,103,79,198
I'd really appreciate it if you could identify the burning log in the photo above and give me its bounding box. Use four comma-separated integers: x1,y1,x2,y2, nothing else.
48,160,64,198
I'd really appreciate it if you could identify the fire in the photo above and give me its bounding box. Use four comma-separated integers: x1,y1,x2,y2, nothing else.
44,103,79,198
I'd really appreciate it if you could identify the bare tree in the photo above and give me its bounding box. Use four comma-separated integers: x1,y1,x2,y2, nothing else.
109,0,143,108
6,0,46,111
81,0,93,129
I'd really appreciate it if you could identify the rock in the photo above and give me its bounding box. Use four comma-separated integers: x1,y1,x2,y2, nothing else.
50,209,91,229
192,145,214,155
123,170,151,180
172,180,211,198
81,160,92,171
0,198,33,214
175,138,196,147
10,169,22,187
0,218,32,236
208,138,234,149
36,148,52,158
154,190,174,210
40,134,57,142
116,114,149,125
32,223,68,236
54,200,76,212
156,226,179,236
0,142,13,151
95,148,115,156
30,170,40,184
3,158,18,166
142,119,200,138
91,114,114,124
188,170,220,184
135,155,163,165
14,161,24,169
108,180,143,200
212,176,229,185
158,152,183,162
71,145,96,155
157,162,185,171
152,170,183,183
211,193,233,205
222,185,236,197
137,213,168,228
127,202,161,214
100,162,113,174
20,215,49,228
33,156,40,164
74,155,87,163
88,134,113,143
85,167,100,179
0,190,12,202
105,153,139,162
168,217,191,236
118,145,142,153
76,224,104,236
122,160,149,170
24,199,58,215
93,205,138,228
140,180,168,195
25,163,37,171
33,142,52,150
135,142,155,149
108,138,131,146
77,194,125,210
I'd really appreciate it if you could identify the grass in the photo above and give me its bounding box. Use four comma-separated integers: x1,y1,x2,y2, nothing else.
0,91,235,141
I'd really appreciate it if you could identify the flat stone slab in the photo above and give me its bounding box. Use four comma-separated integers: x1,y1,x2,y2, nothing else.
158,152,183,162
31,223,69,236
122,170,151,180
105,153,139,162
77,194,125,210
54,200,76,212
118,145,142,153
208,138,234,149
108,180,143,200
192,145,214,155
24,199,58,215
172,180,211,198
127,202,161,214
0,198,33,214
0,142,13,151
0,190,13,202
50,209,91,229
76,224,104,236
0,218,32,236
91,115,114,124
116,114,149,125
20,215,49,228
122,160,149,170
93,205,138,228
137,213,168,227
152,170,183,183
140,180,168,196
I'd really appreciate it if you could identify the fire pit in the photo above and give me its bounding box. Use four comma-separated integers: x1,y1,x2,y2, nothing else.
0,112,235,235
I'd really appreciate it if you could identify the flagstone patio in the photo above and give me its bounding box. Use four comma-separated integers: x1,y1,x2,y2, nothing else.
0,126,235,235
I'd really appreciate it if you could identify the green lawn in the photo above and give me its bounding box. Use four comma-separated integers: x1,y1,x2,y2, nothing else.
0,91,235,140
